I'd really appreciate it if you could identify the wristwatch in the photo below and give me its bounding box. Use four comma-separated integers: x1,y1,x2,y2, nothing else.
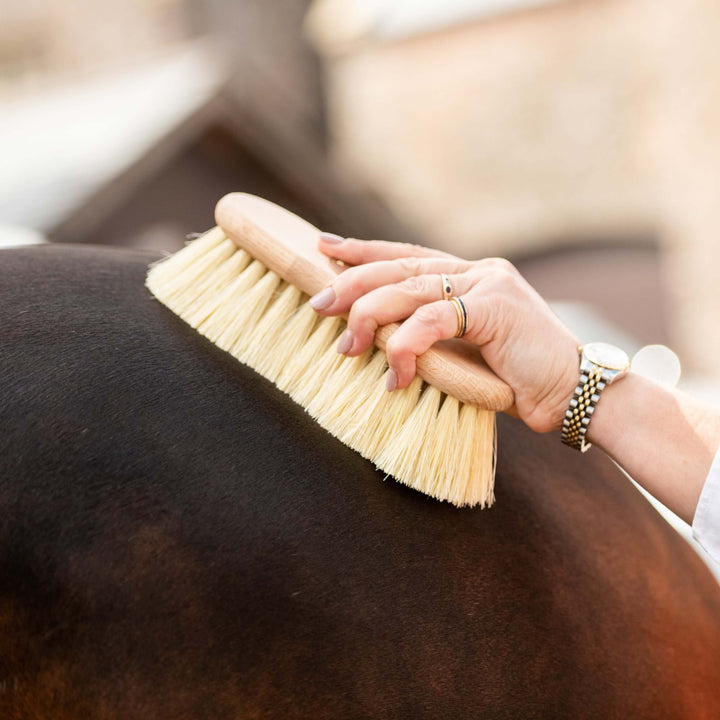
561,342,630,452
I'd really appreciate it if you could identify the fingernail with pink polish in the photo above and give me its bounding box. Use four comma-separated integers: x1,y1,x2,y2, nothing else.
386,368,398,392
320,232,344,244
309,286,336,311
336,329,353,354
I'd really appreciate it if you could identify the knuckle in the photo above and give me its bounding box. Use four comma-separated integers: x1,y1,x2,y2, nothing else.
402,241,429,255
349,294,378,327
488,257,517,272
485,260,520,291
349,292,370,318
481,257,518,277
397,256,423,275
336,267,366,297
412,302,445,328
398,275,432,295
385,334,408,363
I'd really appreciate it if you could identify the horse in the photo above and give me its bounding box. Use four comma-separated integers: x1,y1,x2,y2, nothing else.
1,243,719,719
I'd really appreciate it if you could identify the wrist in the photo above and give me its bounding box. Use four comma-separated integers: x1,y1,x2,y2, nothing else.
549,350,585,433
520,336,582,434
584,370,638,446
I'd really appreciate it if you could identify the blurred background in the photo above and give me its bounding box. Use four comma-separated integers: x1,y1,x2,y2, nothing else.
2,0,719,399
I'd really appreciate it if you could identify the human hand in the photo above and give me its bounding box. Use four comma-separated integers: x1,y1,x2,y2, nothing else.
309,234,581,434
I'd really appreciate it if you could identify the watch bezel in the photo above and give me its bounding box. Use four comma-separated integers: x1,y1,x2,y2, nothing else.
583,342,630,372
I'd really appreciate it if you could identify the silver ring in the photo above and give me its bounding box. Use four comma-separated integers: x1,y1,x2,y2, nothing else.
440,273,453,301
449,297,468,338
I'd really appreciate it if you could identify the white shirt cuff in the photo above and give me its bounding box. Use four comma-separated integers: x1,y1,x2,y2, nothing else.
692,444,720,563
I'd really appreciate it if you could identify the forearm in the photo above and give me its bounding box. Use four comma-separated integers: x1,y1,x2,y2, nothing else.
586,372,720,524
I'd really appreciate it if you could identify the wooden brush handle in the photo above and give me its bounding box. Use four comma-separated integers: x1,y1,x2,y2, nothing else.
215,192,514,411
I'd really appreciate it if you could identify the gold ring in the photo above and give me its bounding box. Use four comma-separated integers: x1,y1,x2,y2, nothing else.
440,273,453,301
449,297,468,338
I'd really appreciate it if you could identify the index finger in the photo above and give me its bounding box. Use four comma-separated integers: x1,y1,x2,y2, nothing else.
318,234,459,267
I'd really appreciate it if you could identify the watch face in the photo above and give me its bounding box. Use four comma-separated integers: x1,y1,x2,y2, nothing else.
584,342,630,371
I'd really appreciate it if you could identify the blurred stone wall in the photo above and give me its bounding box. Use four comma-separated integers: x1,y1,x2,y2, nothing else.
314,0,656,258
310,0,720,375
644,0,720,376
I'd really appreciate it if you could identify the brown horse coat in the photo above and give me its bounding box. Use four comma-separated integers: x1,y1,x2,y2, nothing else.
1,244,719,719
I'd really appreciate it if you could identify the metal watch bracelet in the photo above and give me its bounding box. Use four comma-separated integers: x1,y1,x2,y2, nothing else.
561,368,606,452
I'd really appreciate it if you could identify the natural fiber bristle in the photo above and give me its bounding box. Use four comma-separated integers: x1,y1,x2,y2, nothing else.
279,315,343,400
242,282,304,376
458,403,496,507
151,235,239,310
310,349,378,428
147,226,228,289
375,383,442,489
146,231,497,507
345,374,423,459
183,250,253,327
200,260,268,353
260,301,318,382
423,394,461,499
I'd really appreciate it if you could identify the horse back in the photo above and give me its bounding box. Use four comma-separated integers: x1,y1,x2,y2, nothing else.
1,244,719,719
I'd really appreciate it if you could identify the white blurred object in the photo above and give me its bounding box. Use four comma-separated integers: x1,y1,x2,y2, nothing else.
0,40,226,234
306,0,567,50
631,344,682,389
0,225,47,248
